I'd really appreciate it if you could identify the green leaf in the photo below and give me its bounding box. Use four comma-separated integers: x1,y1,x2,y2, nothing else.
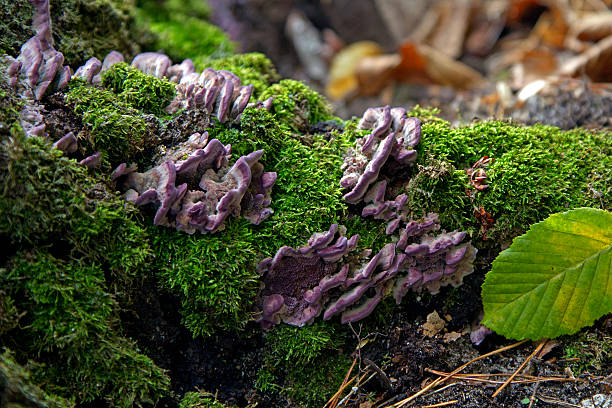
482,208,612,340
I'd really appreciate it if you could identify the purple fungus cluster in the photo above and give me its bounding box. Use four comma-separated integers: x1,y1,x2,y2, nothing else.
112,132,276,234
341,106,422,234
4,0,71,138
258,214,476,329
78,50,256,121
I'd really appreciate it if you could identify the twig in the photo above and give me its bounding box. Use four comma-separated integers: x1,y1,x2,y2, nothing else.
492,340,545,398
387,339,528,408
327,357,357,408
537,393,583,408
421,400,459,408
365,358,393,390
527,383,540,408
324,375,357,408
425,369,582,384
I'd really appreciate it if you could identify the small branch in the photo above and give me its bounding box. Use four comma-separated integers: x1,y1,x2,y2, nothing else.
492,340,545,398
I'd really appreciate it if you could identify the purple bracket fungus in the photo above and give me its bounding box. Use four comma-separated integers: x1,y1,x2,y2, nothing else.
74,57,102,83
113,132,276,234
341,106,422,233
258,215,476,329
7,0,70,101
131,52,172,79
52,131,78,154
79,152,102,169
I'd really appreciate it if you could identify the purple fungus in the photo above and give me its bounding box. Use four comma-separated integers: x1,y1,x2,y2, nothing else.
131,52,172,78
79,152,102,169
74,57,102,83
341,105,423,231
114,136,273,233
167,59,195,83
91,51,125,84
52,131,78,153
259,216,476,329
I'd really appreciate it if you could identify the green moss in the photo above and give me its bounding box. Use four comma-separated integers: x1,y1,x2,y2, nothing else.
0,350,73,408
259,79,335,132
406,119,611,244
102,62,176,116
179,391,235,408
0,134,152,282
204,53,280,99
562,331,612,375
285,353,352,407
265,322,343,367
259,322,350,407
1,252,169,407
0,69,24,141
0,0,34,57
152,219,260,337
65,79,149,165
50,0,151,67
136,0,234,63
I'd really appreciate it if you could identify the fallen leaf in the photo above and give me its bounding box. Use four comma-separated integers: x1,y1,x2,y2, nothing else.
536,340,559,359
422,310,446,337
355,54,401,96
326,41,384,100
443,331,463,342
559,35,612,82
572,12,612,42
397,42,487,89
428,0,472,59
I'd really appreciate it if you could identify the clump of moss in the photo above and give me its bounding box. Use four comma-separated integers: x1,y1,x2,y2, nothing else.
0,129,152,283
562,331,612,375
204,53,280,99
136,0,234,63
1,252,169,406
0,132,169,406
0,349,72,408
257,322,351,407
0,70,24,141
102,62,176,116
50,0,151,66
179,391,235,408
406,118,611,244
0,0,34,57
152,219,260,337
259,79,335,132
65,79,149,165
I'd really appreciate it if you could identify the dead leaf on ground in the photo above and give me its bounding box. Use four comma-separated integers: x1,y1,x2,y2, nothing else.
326,41,384,100
355,54,401,96
559,35,612,81
422,310,446,337
572,11,612,42
397,42,488,90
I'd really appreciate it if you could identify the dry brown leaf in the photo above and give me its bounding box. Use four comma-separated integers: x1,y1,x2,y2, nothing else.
326,41,384,100
531,9,569,48
536,340,559,359
443,331,464,342
374,0,429,43
422,311,446,337
355,54,401,96
572,12,612,42
465,1,508,56
429,0,472,58
397,42,487,89
559,35,612,81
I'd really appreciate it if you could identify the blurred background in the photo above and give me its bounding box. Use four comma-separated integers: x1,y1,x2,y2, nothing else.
139,0,612,128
